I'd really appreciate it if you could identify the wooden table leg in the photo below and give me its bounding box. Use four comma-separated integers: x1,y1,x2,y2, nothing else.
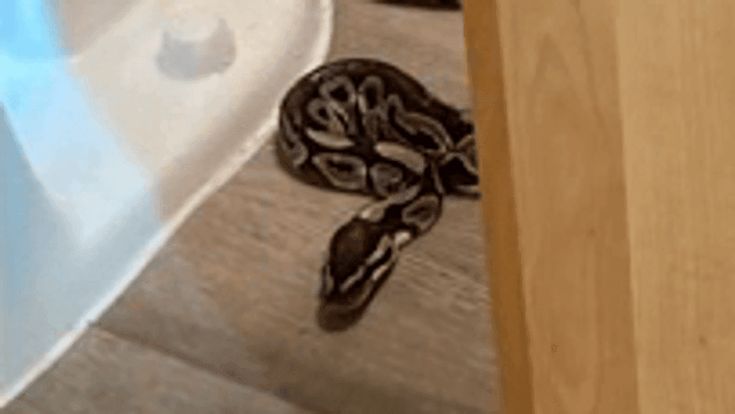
464,0,735,411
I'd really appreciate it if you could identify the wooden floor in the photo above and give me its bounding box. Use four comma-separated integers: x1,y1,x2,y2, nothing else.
4,2,499,413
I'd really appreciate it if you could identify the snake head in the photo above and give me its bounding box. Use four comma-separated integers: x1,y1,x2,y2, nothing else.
320,217,400,315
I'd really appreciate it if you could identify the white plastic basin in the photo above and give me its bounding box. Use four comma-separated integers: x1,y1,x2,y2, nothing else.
0,0,333,406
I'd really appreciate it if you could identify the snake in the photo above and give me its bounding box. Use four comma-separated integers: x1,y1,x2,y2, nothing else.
277,58,478,316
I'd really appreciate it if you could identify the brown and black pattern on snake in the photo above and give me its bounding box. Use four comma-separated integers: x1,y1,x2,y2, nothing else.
277,58,477,324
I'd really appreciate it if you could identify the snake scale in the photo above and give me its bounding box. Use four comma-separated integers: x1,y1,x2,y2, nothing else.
277,58,478,317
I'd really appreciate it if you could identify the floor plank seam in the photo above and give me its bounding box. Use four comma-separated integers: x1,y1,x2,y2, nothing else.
96,325,320,414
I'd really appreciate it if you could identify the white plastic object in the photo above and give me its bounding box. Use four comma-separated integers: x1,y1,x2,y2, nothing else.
0,0,333,406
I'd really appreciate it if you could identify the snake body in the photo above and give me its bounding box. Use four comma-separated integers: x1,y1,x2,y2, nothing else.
277,58,478,315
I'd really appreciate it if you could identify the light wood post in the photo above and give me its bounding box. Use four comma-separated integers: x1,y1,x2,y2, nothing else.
465,0,735,412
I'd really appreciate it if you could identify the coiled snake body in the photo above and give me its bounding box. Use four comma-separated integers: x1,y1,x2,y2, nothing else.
278,58,478,317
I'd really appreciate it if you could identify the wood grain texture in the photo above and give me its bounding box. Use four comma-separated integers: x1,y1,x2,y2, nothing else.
462,2,532,413
469,0,735,412
465,0,640,412
619,1,735,412
6,2,497,413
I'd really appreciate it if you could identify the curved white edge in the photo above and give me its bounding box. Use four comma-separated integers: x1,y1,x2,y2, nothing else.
0,0,334,407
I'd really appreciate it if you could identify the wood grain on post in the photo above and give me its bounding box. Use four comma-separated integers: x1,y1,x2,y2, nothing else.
462,1,536,413
466,0,735,412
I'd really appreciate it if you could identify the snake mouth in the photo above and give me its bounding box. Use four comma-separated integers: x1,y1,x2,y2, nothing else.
317,284,373,332
317,260,395,331
317,276,387,332
319,277,376,314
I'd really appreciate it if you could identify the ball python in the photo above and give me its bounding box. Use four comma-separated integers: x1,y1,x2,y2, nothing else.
277,58,478,316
